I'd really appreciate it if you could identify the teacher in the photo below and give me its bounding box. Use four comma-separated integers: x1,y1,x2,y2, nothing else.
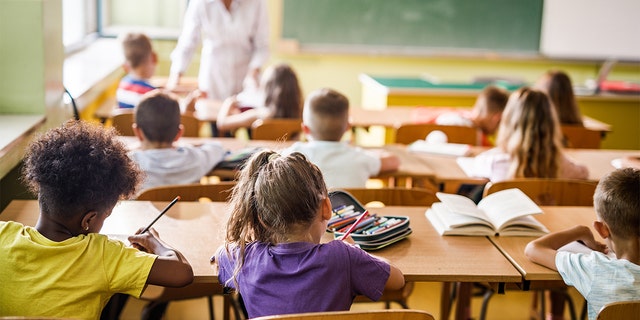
168,0,270,101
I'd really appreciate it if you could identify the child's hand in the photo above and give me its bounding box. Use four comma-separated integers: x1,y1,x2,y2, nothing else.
128,227,161,253
579,235,609,254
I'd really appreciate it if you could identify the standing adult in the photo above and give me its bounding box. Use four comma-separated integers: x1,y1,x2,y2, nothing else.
168,0,270,101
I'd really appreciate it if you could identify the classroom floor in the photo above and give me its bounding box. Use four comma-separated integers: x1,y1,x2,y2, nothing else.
119,282,585,320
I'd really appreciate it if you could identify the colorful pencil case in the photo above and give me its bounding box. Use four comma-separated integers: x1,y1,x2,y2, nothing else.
328,190,411,250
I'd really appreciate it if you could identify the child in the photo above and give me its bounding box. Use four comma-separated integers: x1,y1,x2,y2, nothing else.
216,63,303,135
130,90,227,191
215,150,405,318
469,87,588,182
0,121,193,320
435,85,509,146
117,32,158,109
535,70,584,126
525,167,640,320
282,88,400,188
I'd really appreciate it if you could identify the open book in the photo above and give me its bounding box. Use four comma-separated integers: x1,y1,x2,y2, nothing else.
425,188,549,236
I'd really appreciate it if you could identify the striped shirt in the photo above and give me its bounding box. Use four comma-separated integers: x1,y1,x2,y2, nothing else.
117,75,156,109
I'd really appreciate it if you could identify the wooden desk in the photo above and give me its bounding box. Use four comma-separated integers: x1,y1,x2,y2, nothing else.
404,146,640,191
2,200,521,320
489,206,599,289
0,200,521,287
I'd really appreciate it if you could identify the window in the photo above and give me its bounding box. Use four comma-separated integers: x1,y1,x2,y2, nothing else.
63,0,98,53
98,0,187,39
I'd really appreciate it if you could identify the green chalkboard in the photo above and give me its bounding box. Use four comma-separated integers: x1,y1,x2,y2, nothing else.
282,0,543,54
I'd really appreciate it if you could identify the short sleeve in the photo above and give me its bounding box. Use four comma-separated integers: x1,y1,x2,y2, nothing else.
343,242,390,301
215,245,237,289
555,251,595,298
102,238,157,298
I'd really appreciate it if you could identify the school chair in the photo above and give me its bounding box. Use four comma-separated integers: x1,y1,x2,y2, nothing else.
483,178,599,206
109,109,201,137
136,182,237,202
251,118,302,141
135,181,241,320
394,123,479,145
337,187,437,310
596,300,640,320
476,178,599,320
561,125,602,149
251,309,435,320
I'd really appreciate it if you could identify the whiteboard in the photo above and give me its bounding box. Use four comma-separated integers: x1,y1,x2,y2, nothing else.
540,0,640,61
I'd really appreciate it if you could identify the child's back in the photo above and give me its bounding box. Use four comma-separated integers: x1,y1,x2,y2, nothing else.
117,32,157,109
0,121,193,319
525,168,640,319
130,90,226,190
470,87,588,182
282,88,399,188
215,151,404,318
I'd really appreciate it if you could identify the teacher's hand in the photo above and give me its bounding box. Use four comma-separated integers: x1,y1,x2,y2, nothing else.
166,73,182,91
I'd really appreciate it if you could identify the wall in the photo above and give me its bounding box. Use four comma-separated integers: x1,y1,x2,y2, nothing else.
153,0,640,108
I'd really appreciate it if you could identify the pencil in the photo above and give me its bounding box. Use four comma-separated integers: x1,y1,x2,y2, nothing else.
141,196,181,233
339,210,369,241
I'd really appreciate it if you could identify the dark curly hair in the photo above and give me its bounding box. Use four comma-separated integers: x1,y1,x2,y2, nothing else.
22,120,143,216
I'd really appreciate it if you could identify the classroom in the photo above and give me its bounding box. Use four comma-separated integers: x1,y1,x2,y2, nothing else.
1,0,639,320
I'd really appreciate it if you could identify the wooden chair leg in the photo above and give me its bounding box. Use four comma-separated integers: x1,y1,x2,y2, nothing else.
207,296,214,320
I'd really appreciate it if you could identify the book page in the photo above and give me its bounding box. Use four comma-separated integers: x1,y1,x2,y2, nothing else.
435,192,491,222
558,241,616,258
477,188,542,230
425,205,495,236
496,216,549,236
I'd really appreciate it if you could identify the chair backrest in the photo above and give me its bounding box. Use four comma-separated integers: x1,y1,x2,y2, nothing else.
252,309,435,320
483,178,599,206
596,300,640,320
340,187,438,207
110,109,135,136
394,123,478,145
110,109,200,137
251,118,302,141
561,125,602,149
179,113,201,137
136,182,237,202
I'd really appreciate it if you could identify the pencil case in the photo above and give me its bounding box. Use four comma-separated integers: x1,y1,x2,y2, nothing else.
328,190,411,250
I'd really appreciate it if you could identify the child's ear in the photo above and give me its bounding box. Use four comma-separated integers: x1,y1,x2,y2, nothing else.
174,124,184,142
593,220,611,239
132,123,145,141
81,211,98,232
122,62,131,73
321,197,332,221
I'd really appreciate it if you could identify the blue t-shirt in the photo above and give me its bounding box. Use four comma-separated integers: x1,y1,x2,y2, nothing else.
217,240,390,318
556,251,640,319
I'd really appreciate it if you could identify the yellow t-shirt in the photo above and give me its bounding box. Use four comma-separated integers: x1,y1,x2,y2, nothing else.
0,221,157,320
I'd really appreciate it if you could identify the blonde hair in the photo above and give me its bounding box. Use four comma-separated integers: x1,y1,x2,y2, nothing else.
594,167,640,239
496,87,564,178
537,70,583,126
302,88,349,141
223,150,328,288
261,64,303,119
120,32,153,69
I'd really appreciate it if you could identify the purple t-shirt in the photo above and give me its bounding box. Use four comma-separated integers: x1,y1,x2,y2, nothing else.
216,240,390,318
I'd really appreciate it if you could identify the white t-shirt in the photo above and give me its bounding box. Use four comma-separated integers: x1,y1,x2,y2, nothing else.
282,141,381,189
130,143,226,191
556,251,640,320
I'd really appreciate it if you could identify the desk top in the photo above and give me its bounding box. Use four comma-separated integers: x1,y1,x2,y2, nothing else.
1,200,522,284
489,206,599,282
411,146,639,185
